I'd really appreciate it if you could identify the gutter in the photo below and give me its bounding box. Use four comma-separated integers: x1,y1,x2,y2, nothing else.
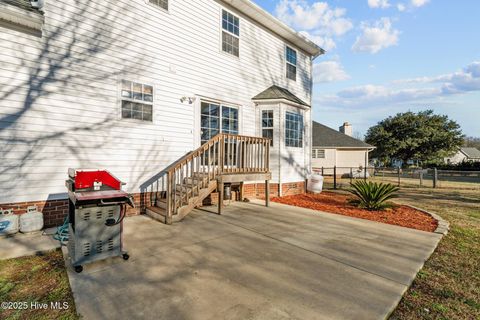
221,0,324,57
0,2,43,31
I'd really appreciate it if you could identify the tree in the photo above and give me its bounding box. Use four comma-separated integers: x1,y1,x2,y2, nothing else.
365,110,464,165
464,136,480,149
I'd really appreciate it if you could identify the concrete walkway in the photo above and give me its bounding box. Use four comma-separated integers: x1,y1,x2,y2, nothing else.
0,229,60,260
65,201,442,320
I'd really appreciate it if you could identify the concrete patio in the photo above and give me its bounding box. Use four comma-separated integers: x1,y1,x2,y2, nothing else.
65,201,442,320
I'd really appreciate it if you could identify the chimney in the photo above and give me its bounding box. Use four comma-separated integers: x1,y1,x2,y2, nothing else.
339,122,352,136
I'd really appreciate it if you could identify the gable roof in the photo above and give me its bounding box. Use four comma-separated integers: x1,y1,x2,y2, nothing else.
461,147,480,159
312,121,374,149
223,0,324,58
252,85,309,107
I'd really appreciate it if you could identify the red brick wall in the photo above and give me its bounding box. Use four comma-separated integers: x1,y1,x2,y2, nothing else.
0,199,69,229
0,182,305,229
0,192,149,229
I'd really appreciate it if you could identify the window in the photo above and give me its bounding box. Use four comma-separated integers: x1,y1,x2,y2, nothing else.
313,149,325,159
121,80,153,121
262,110,274,146
285,111,303,148
149,0,168,10
222,10,240,57
286,46,297,81
201,102,238,144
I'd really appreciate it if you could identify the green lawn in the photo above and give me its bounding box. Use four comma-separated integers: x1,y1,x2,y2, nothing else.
390,188,480,320
0,249,78,320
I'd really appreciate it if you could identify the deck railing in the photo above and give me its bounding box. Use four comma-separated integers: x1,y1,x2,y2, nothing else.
142,133,270,223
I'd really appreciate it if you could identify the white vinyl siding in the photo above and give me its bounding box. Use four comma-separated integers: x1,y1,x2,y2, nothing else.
0,0,313,203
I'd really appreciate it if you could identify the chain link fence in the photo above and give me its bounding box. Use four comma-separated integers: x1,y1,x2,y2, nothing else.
312,167,480,191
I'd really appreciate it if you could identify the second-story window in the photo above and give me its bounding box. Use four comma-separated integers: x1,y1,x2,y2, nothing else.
149,0,168,11
286,46,297,81
222,10,240,57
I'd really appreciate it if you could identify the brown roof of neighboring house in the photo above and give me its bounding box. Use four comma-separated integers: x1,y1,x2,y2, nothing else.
312,121,374,149
252,85,309,107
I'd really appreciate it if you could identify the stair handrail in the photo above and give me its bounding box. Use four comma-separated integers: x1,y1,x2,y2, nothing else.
162,133,271,224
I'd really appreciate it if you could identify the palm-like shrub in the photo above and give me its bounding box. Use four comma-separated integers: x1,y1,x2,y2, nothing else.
348,181,399,210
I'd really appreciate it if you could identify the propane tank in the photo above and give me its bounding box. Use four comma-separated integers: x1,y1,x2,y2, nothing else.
0,209,19,236
307,173,324,194
19,206,44,233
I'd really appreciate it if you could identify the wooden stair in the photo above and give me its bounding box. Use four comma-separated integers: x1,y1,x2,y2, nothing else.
146,180,217,223
144,133,271,224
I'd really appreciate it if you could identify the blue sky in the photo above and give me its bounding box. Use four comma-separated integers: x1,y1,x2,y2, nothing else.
255,0,480,137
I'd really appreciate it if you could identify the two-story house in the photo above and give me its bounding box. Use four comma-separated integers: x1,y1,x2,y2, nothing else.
0,0,323,226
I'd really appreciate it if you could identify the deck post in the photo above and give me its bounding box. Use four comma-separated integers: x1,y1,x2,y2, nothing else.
265,180,270,207
239,182,244,201
166,172,173,225
218,180,224,215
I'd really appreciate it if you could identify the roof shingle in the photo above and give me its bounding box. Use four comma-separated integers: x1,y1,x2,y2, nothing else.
461,147,480,159
312,121,374,149
252,85,309,107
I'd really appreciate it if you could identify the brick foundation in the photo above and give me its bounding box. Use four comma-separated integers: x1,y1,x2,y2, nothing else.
0,192,148,229
0,182,305,229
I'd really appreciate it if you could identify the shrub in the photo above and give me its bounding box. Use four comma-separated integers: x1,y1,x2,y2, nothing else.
348,180,399,210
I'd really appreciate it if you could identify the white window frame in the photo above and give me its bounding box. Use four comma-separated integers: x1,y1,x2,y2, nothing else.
220,8,240,57
119,80,154,122
200,100,239,144
261,110,274,146
285,45,297,81
313,148,325,159
147,0,169,12
285,111,303,148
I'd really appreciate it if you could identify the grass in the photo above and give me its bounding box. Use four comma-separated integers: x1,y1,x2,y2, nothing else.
0,249,79,320
389,188,480,320
323,175,480,191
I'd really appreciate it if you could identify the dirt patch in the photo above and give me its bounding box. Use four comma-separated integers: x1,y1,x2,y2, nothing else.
271,192,438,232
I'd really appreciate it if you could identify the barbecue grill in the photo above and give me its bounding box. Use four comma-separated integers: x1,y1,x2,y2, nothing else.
66,169,134,273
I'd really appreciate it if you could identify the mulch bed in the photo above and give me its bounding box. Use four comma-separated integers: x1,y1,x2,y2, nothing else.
271,192,438,232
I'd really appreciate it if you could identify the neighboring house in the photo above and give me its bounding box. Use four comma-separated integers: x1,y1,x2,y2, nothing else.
312,121,375,175
0,0,323,226
444,148,480,164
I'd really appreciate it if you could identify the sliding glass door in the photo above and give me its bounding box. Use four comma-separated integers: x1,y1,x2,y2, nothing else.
200,101,239,167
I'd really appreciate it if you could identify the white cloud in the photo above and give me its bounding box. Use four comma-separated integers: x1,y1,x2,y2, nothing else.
397,3,406,11
411,0,429,7
352,18,400,54
275,0,353,50
313,60,350,83
316,61,480,108
368,0,390,9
